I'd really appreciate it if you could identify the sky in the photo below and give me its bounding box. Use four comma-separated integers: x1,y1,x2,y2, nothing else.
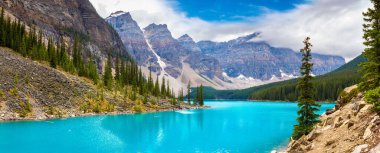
89,0,372,61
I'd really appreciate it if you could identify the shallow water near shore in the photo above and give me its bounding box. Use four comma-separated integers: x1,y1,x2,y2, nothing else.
0,101,334,153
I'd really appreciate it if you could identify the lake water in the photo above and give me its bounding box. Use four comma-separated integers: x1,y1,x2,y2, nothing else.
0,101,334,153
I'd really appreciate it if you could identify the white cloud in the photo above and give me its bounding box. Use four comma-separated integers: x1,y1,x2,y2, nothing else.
89,0,371,60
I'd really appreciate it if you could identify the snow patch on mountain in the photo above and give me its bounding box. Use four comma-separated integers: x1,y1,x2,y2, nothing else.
146,38,166,69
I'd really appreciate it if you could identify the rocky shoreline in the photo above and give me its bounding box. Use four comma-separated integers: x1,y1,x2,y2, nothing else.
285,86,380,153
0,104,210,122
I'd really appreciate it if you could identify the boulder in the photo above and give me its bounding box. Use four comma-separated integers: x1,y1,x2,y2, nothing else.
323,117,334,126
326,109,335,115
363,116,380,139
325,140,335,146
307,130,320,141
334,121,343,128
352,144,368,153
369,142,380,153
346,120,354,129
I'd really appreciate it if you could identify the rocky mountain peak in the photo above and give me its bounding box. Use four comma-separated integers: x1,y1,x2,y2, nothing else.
228,32,261,45
178,34,194,42
106,11,130,19
106,10,160,71
143,23,172,39
177,34,201,53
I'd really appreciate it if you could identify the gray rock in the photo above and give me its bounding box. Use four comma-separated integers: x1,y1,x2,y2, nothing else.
325,140,335,146
352,144,368,153
106,12,161,72
307,130,320,141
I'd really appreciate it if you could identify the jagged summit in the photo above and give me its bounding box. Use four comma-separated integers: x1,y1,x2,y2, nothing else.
105,10,160,71
144,23,168,30
106,11,130,19
143,23,173,39
228,32,262,44
178,34,195,43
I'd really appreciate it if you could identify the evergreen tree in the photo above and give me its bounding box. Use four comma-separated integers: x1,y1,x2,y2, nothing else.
199,84,204,106
103,52,113,90
187,81,191,105
47,37,57,68
115,52,120,83
292,37,320,140
161,77,166,97
194,86,200,106
154,75,160,96
166,80,170,97
87,54,99,84
148,64,153,93
360,0,380,91
73,36,81,69
120,59,126,86
178,88,184,102
0,8,4,46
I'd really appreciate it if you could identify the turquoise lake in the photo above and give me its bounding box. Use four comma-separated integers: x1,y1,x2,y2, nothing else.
0,101,335,153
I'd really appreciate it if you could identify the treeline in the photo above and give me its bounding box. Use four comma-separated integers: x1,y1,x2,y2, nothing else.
0,8,98,83
0,8,178,102
250,55,366,101
193,85,204,106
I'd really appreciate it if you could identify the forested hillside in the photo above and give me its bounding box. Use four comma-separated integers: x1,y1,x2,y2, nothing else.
197,55,366,101
0,6,191,121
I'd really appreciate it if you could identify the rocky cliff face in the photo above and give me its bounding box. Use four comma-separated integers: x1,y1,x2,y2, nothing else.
106,12,160,72
0,0,128,69
285,86,380,153
198,34,346,80
143,23,187,78
106,11,346,90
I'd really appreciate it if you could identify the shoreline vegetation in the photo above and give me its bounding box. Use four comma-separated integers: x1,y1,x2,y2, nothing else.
0,104,209,122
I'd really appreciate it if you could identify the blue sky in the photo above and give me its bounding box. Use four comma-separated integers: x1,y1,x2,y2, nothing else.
173,0,308,21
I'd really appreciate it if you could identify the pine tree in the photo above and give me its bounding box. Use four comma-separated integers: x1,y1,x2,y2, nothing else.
154,75,160,96
120,59,126,86
73,36,80,69
199,84,204,106
47,37,57,68
0,8,4,46
187,81,191,105
166,80,170,97
103,51,113,90
148,64,153,93
194,86,200,106
359,0,380,91
115,52,120,83
178,88,184,102
161,77,166,97
292,37,320,140
87,54,99,84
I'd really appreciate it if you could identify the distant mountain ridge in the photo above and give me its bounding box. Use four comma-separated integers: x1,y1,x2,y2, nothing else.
106,11,346,90
195,54,366,100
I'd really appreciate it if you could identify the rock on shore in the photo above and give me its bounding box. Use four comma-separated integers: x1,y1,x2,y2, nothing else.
287,86,380,153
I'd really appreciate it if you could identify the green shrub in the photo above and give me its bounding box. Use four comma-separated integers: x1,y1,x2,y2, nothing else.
19,99,32,117
365,87,380,111
132,105,143,113
0,89,4,98
338,88,359,106
9,88,18,97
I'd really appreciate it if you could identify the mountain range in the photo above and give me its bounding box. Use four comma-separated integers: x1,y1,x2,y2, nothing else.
106,11,346,90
